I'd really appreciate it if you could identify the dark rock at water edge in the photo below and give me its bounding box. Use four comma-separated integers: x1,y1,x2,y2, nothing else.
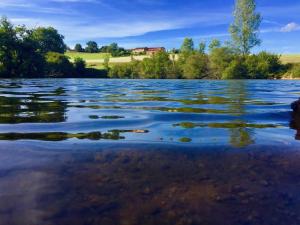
291,98,300,113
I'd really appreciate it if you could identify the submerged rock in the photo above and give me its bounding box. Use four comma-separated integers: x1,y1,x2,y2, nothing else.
291,98,300,113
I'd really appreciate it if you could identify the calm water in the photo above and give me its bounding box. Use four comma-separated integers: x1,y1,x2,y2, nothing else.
1,79,300,225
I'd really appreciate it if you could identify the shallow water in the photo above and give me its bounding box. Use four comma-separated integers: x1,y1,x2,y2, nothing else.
1,79,300,225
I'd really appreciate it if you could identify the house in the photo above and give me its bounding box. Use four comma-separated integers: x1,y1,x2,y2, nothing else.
131,47,165,55
132,47,147,55
146,47,165,55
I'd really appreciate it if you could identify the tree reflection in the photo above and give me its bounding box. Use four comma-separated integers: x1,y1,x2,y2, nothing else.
0,87,67,124
226,81,254,147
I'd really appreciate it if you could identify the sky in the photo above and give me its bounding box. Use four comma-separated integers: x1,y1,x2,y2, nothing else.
1,0,300,53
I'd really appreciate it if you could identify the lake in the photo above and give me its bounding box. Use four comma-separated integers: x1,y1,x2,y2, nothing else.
0,79,300,225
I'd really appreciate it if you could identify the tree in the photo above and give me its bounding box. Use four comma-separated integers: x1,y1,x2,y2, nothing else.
141,51,174,79
0,17,18,77
229,0,262,55
31,27,66,54
74,44,84,52
222,58,248,79
85,41,98,53
108,43,118,56
0,17,45,78
182,53,209,79
180,38,194,54
209,47,236,79
209,39,221,52
244,51,283,79
198,42,206,54
45,52,73,77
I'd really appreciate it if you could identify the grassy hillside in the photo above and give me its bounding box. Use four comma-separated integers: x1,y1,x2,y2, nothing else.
280,55,300,64
66,52,300,65
65,52,111,61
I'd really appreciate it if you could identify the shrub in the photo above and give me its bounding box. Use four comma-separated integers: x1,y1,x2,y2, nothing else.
73,57,86,75
284,63,300,79
182,53,209,79
45,52,73,77
108,61,141,79
222,58,248,79
209,47,236,79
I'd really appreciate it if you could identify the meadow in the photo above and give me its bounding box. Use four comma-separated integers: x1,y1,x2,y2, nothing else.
280,54,300,64
66,51,300,65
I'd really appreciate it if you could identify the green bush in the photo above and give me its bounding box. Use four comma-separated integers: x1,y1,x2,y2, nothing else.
45,52,73,77
209,47,236,79
222,58,248,79
108,61,141,79
284,63,300,78
141,51,173,79
245,52,283,79
73,57,86,75
182,53,209,79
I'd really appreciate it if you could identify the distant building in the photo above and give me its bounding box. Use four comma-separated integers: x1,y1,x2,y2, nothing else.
131,47,165,55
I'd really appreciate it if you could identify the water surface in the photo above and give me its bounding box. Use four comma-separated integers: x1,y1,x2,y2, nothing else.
1,79,300,225
0,79,299,147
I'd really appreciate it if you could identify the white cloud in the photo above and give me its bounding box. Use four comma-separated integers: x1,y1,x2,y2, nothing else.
280,22,300,32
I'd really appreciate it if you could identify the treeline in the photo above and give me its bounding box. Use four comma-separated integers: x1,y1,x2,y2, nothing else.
108,38,286,79
73,42,130,57
108,0,297,80
0,0,299,79
0,17,106,78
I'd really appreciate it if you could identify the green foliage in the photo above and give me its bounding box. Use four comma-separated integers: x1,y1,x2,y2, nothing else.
99,43,130,57
284,64,300,78
0,14,290,80
209,47,236,79
0,17,45,77
108,60,141,79
244,52,283,79
229,0,262,55
141,51,173,79
31,27,66,54
180,38,194,54
209,39,221,52
198,42,206,54
182,53,209,79
73,57,86,75
74,44,84,52
103,55,110,71
45,52,73,77
85,41,98,53
222,58,247,79
0,17,19,77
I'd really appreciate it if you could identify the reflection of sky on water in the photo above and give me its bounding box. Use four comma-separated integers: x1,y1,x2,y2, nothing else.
0,79,299,148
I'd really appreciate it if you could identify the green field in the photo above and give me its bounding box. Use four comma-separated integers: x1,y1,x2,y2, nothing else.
65,52,111,61
66,52,300,65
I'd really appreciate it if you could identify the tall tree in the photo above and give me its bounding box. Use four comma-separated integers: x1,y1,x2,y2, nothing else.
74,43,84,52
180,38,194,54
85,41,98,53
229,0,262,55
198,42,206,54
0,17,18,76
31,27,67,54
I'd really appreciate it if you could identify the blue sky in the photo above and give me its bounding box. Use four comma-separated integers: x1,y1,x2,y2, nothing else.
1,0,300,53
